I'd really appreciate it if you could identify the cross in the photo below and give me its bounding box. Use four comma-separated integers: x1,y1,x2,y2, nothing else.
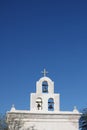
41,68,48,77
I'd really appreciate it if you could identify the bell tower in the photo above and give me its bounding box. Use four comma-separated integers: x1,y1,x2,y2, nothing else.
7,69,80,130
30,69,60,112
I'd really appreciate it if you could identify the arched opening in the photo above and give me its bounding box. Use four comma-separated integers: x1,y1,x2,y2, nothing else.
36,97,42,110
42,81,48,93
48,98,54,111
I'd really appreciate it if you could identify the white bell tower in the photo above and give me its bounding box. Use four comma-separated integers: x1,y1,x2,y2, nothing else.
30,69,60,112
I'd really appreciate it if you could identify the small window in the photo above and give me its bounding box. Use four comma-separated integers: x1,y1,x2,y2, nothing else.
48,98,54,111
36,97,42,110
42,81,48,93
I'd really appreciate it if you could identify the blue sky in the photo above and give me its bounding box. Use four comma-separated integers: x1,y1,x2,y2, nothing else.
0,0,87,114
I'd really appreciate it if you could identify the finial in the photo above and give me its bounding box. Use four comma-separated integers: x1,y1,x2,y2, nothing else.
10,104,16,112
74,106,77,109
41,68,48,77
73,106,79,113
12,104,15,108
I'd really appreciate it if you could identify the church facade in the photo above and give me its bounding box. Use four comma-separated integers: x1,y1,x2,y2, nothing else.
7,69,80,130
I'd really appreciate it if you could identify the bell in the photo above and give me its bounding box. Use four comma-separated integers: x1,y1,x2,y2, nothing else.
37,103,41,110
48,104,53,109
37,103,41,108
48,101,54,104
43,83,47,86
43,88,48,92
42,81,48,86
43,86,48,92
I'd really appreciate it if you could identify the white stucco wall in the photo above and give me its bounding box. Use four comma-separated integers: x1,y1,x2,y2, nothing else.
7,111,80,130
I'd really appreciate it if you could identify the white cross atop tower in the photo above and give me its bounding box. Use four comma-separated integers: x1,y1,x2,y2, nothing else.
41,68,48,77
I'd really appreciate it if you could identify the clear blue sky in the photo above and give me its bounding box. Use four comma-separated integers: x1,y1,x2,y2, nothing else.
0,0,87,114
